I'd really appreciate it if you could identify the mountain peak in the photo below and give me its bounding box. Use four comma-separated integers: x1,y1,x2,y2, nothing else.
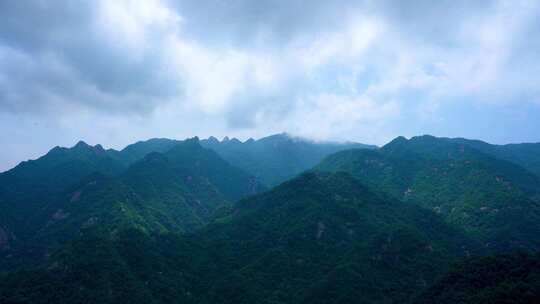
94,144,105,152
71,141,107,155
73,140,91,149
259,132,293,143
47,146,64,154
207,136,219,144
275,132,291,139
381,136,408,151
389,135,408,144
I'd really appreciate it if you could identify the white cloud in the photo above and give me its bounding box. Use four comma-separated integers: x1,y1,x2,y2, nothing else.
96,0,180,52
1,0,540,170
292,19,381,70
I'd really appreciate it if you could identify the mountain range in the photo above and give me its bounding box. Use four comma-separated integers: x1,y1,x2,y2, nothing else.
200,133,376,186
1,133,539,303
317,135,540,252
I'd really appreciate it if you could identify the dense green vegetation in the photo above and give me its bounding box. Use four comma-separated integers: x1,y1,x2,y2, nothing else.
200,133,376,186
317,135,540,251
1,134,540,303
448,137,540,178
191,172,476,304
0,137,263,269
0,229,201,304
0,141,126,249
0,172,477,304
414,252,540,304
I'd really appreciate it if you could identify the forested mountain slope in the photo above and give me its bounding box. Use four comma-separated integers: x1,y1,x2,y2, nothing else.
0,172,477,304
201,133,376,186
414,251,540,304
0,141,126,251
448,137,540,178
317,135,540,251
0,138,263,269
2,134,540,304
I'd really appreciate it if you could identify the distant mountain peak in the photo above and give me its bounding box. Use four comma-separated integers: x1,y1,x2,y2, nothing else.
381,136,408,152
48,146,63,153
274,132,291,138
259,132,294,143
207,136,219,143
388,135,408,144
70,140,107,155
74,140,91,149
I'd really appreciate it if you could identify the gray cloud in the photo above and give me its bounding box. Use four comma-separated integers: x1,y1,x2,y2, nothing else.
1,0,540,171
165,0,363,46
0,1,182,114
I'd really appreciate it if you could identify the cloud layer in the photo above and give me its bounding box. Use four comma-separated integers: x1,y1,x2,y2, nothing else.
1,0,540,171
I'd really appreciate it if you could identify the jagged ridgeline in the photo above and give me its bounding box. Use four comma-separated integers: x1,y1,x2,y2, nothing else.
200,133,376,186
1,134,540,303
0,137,264,264
316,135,540,251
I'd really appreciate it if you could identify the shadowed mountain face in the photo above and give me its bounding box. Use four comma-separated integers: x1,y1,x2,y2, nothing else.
200,133,376,186
446,137,540,178
414,252,540,304
80,133,375,188
0,141,127,247
0,138,263,265
317,135,540,252
0,172,477,304
189,172,476,304
1,134,540,304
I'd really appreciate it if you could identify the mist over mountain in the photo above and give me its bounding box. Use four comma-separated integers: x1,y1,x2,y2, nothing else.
200,133,376,186
2,1,540,302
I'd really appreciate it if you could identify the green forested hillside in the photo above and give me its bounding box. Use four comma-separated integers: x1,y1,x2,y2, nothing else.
0,229,201,304
0,141,126,250
448,137,540,178
317,135,540,251
414,252,540,304
201,133,376,186
0,172,477,304
192,172,476,304
1,134,539,304
0,138,263,269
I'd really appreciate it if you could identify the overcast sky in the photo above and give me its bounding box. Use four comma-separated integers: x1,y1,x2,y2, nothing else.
1,0,540,171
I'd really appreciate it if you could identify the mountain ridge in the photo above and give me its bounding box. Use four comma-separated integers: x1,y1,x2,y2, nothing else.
0,137,263,266
316,135,540,251
1,133,540,303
